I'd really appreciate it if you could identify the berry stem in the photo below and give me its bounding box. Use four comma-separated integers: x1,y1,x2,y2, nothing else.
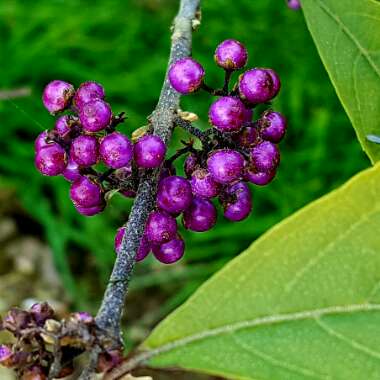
201,82,224,96
223,69,233,94
175,116,209,141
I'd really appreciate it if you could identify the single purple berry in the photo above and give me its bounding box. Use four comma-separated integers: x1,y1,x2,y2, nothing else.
190,168,221,198
79,99,112,132
287,0,301,10
259,110,287,143
244,166,276,186
35,130,50,151
221,181,252,221
99,132,133,169
184,153,200,178
233,125,258,148
209,96,245,132
54,115,72,138
152,234,185,264
30,303,54,326
183,197,217,232
75,202,105,216
239,68,280,104
70,176,103,208
250,141,280,172
0,345,12,366
35,143,67,176
73,81,105,109
134,135,166,169
62,157,82,182
207,149,244,184
214,39,248,70
42,80,74,114
146,211,177,245
70,135,99,167
266,68,281,98
157,176,193,215
115,227,151,261
168,57,205,94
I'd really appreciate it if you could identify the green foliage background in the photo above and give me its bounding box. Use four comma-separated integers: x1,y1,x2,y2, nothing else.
0,0,368,346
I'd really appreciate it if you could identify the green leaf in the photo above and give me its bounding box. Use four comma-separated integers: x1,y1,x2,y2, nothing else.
301,0,380,163
140,164,380,380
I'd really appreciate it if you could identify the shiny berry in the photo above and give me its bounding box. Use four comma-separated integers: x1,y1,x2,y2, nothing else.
157,176,192,215
168,57,205,94
54,115,72,138
183,197,217,232
221,181,252,221
190,168,221,198
244,167,276,186
75,203,105,216
35,143,67,176
209,96,245,132
34,130,50,151
134,135,166,169
42,80,74,114
259,110,287,143
146,211,177,244
79,99,112,132
214,39,248,70
100,132,133,169
250,141,280,172
153,234,185,264
70,176,103,208
233,125,258,148
62,158,82,182
74,81,105,109
184,153,200,177
207,149,244,184
70,135,99,167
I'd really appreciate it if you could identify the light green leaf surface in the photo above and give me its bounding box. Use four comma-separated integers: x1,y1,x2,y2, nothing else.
141,164,380,380
301,0,380,163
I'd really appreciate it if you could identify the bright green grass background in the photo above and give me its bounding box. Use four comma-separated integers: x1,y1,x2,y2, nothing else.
0,0,368,340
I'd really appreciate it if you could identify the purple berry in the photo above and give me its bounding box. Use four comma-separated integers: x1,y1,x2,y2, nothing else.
190,168,221,198
70,176,103,208
183,197,217,232
233,125,258,148
221,181,252,221
214,39,248,70
79,99,112,132
70,135,99,167
244,167,276,186
99,132,133,169
287,0,301,10
259,110,287,143
42,80,74,114
184,153,200,177
207,149,244,184
62,157,82,182
134,135,166,169
157,176,193,215
239,68,280,104
168,57,205,94
35,130,50,151
266,69,281,98
250,141,280,172
74,81,105,109
54,115,72,138
146,211,177,244
152,234,185,264
209,96,245,132
75,203,105,216
35,143,67,176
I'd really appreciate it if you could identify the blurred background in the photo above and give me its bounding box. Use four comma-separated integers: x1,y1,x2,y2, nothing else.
0,0,369,378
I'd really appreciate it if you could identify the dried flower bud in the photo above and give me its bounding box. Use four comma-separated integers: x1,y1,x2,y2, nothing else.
30,303,55,326
0,345,13,367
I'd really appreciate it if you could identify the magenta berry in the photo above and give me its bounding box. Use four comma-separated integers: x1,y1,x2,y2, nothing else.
157,175,192,215
250,141,280,173
183,197,217,232
54,115,72,138
79,99,112,132
146,211,177,244
287,0,301,10
168,57,205,94
259,110,287,143
233,125,258,148
244,167,276,186
70,176,103,208
34,130,50,151
74,81,105,109
42,80,74,114
75,203,105,216
35,143,67,176
184,153,200,177
62,157,82,182
100,132,133,169
134,135,166,169
221,181,252,221
214,39,248,70
70,135,99,167
209,96,245,132
266,68,281,98
207,149,244,184
190,168,221,199
152,234,185,264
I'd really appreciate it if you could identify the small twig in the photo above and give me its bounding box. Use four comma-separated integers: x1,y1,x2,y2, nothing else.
175,116,209,141
166,144,197,165
223,69,233,94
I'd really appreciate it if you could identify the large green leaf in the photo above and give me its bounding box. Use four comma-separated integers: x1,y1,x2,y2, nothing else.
140,164,380,380
301,0,380,163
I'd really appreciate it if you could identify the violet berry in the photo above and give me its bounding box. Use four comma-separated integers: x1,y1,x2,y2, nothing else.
157,176,193,215
42,80,74,114
259,110,287,143
70,135,99,167
74,81,105,109
75,203,105,217
244,167,276,186
214,39,248,70
146,211,177,245
184,153,200,177
168,57,205,94
207,149,244,184
190,168,221,199
221,181,252,221
250,141,280,172
134,135,166,169
100,132,133,169
70,176,103,208
287,0,301,10
34,130,50,151
54,115,72,138
153,234,185,264
209,96,246,132
35,143,67,176
114,227,151,261
79,99,112,132
62,157,82,182
233,125,258,148
183,197,217,232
